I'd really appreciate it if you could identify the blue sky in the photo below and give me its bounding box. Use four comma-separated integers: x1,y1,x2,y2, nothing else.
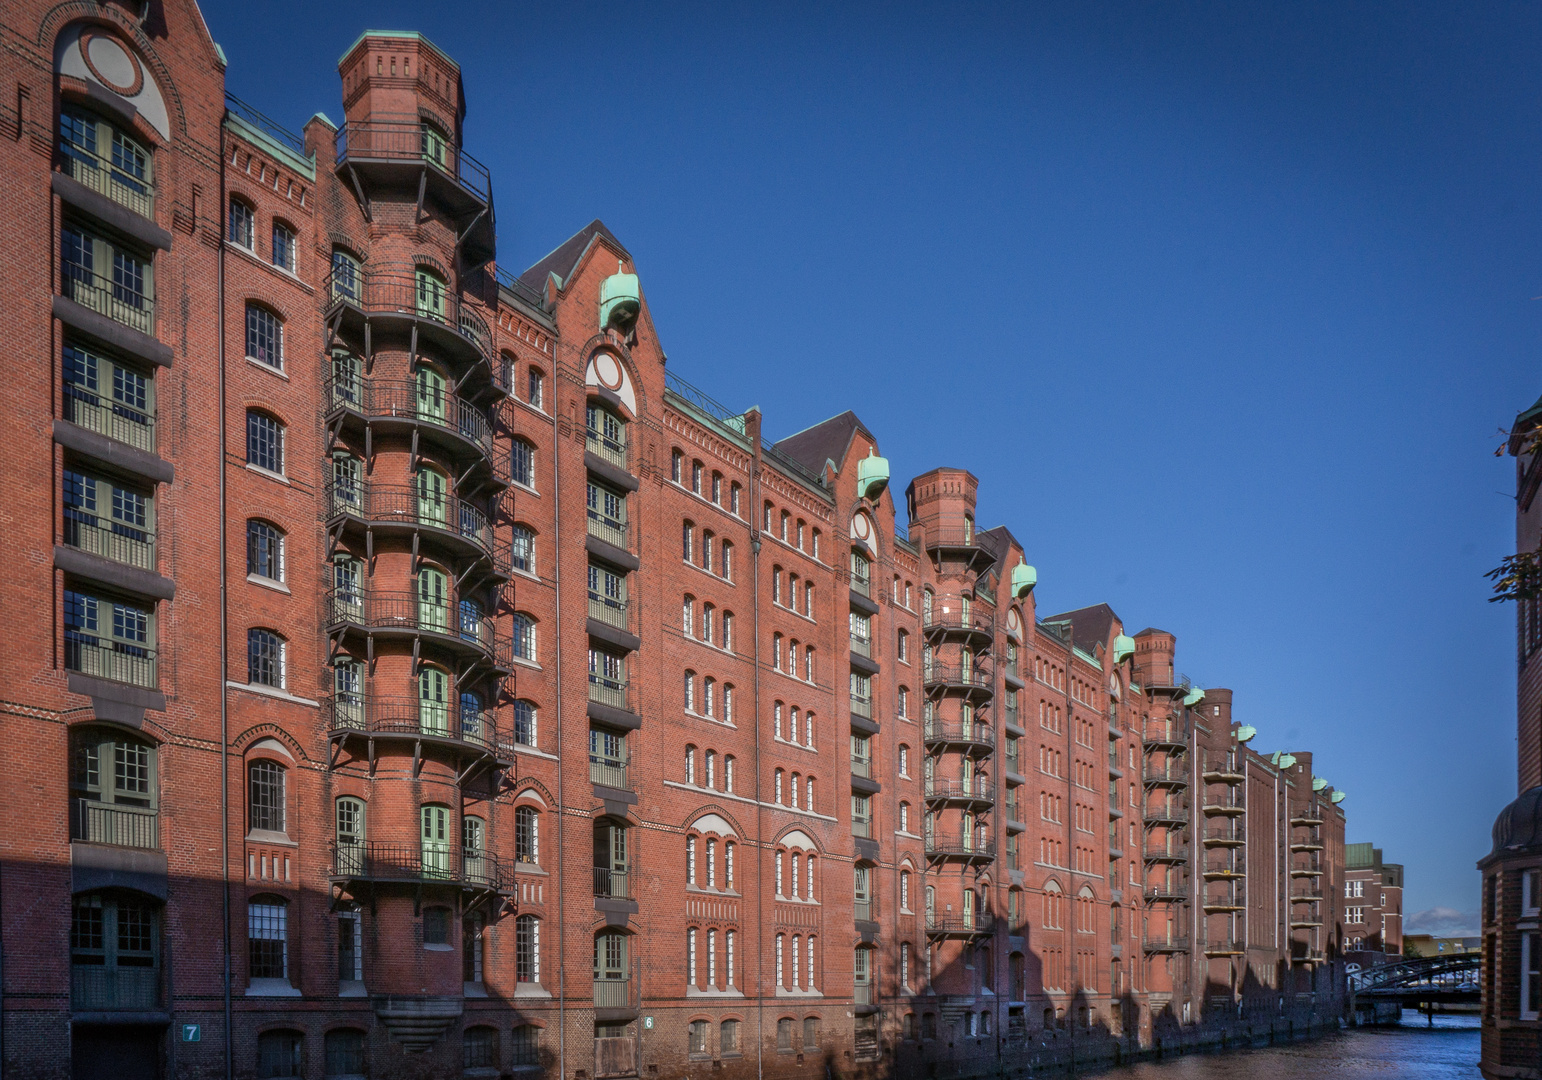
210,0,1542,926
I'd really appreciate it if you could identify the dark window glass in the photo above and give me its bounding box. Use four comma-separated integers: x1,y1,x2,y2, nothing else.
246,411,283,473
464,1027,497,1069
246,304,281,368
247,520,282,580
323,1029,363,1077
423,907,450,946
248,628,283,687
248,761,285,833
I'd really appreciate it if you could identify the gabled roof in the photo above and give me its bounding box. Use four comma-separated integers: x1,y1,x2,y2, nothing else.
1041,603,1121,657
773,411,876,477
518,219,630,292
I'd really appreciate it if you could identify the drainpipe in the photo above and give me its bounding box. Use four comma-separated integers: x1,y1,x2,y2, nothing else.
218,120,233,1080
551,350,565,1080
745,408,764,1080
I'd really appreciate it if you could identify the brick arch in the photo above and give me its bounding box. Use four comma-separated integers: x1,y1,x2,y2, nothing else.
576,333,650,416
37,6,195,140
678,803,747,839
510,776,555,807
231,722,310,763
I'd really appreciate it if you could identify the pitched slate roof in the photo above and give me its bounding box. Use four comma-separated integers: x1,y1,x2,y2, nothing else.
518,219,630,291
1041,603,1121,657
772,411,876,477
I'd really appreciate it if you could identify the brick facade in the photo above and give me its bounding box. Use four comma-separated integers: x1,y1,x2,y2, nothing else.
1343,843,1403,962
0,5,1349,1078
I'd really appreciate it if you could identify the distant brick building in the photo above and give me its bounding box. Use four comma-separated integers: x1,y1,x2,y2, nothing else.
1343,843,1403,960
1481,392,1542,1079
0,4,1349,1078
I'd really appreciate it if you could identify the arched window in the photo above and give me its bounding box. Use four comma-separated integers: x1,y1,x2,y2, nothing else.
687,837,698,886
515,806,539,863
526,366,545,409
324,1028,365,1077
684,670,696,712
512,613,536,661
711,471,723,505
246,519,284,581
256,1030,301,1078
730,481,742,516
516,914,540,983
513,699,538,747
704,750,717,789
248,759,285,834
720,1018,740,1054
701,530,714,570
595,929,628,983
685,745,697,785
701,603,714,642
245,410,283,474
245,303,283,370
511,1026,540,1068
721,540,733,580
511,523,535,573
900,870,912,912
672,448,684,483
248,894,289,982
682,595,694,635
463,1025,497,1070
682,520,694,562
723,611,735,651
899,801,910,833
415,265,447,320
725,841,736,888
511,438,535,488
330,248,360,302
774,768,784,804
704,677,716,718
691,459,703,494
227,197,254,248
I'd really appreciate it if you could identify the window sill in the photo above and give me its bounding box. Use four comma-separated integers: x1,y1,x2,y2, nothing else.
339,980,368,998
246,573,290,594
227,680,320,708
244,463,288,485
246,356,288,379
246,979,301,997
509,480,540,497
245,829,297,847
686,986,744,998
510,742,557,761
509,566,541,584
425,943,453,952
508,656,542,672
225,241,314,294
513,983,551,999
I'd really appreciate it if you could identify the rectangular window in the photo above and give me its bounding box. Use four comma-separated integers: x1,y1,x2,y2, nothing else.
248,900,287,980
511,440,535,487
64,588,155,688
228,199,254,248
1526,931,1542,1020
246,412,283,474
1525,870,1541,917
271,223,295,272
63,469,154,570
245,304,282,369
249,760,285,834
63,342,154,451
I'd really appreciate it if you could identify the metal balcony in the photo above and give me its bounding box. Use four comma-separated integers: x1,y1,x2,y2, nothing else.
922,610,994,644
63,510,154,572
586,426,628,471
1203,940,1246,957
72,966,160,1012
65,632,156,689
323,588,510,670
1291,890,1324,904
1202,761,1245,785
924,778,996,806
61,260,154,337
588,592,629,633
70,799,158,849
334,120,491,203
1289,834,1325,853
60,143,155,219
587,674,631,713
1202,797,1246,817
1141,724,1187,752
330,841,510,894
1143,766,1189,789
922,664,993,695
919,527,993,570
324,695,508,766
589,758,630,791
1202,859,1244,880
323,267,494,368
923,720,995,751
925,913,995,937
594,865,633,899
1145,883,1189,904
586,509,628,552
1203,827,1246,848
854,899,877,923
924,833,995,862
1290,809,1325,827
593,977,633,1010
325,376,504,482
1202,889,1245,914
1143,805,1189,827
1142,846,1189,864
1142,936,1190,954
63,380,155,453
323,482,506,571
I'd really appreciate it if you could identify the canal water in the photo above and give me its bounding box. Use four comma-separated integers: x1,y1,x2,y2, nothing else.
1085,1011,1480,1079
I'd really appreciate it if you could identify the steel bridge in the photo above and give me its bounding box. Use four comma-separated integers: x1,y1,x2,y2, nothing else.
1348,953,1481,1010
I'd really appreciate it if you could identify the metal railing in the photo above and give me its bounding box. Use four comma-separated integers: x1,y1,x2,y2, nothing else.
854,898,877,922
586,509,628,551
323,482,501,563
1143,805,1190,825
65,634,156,688
334,120,491,204
925,913,994,935
64,511,154,571
593,977,631,1010
1290,890,1324,903
664,370,748,436
852,814,873,839
588,592,629,631
924,779,995,803
1205,826,1247,845
492,265,552,313
61,260,153,336
1145,884,1189,903
850,694,873,719
924,611,994,635
924,834,995,858
72,966,160,1011
325,695,498,752
923,720,995,748
594,865,632,899
1143,936,1191,954
59,141,155,219
1143,846,1189,862
850,632,872,658
589,758,629,790
1142,722,1188,747
853,981,874,1006
330,841,507,891
70,799,158,849
1143,766,1189,785
226,93,306,156
322,267,492,358
850,568,872,598
323,588,507,665
587,674,630,712
922,664,992,690
63,380,155,452
850,753,872,779
921,527,979,550
586,427,628,470
325,376,496,462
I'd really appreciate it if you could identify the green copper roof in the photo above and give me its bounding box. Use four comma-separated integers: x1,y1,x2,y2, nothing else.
338,30,459,70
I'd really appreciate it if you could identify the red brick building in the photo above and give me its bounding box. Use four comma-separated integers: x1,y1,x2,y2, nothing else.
1343,843,1403,961
0,5,1349,1078
1481,393,1542,1079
